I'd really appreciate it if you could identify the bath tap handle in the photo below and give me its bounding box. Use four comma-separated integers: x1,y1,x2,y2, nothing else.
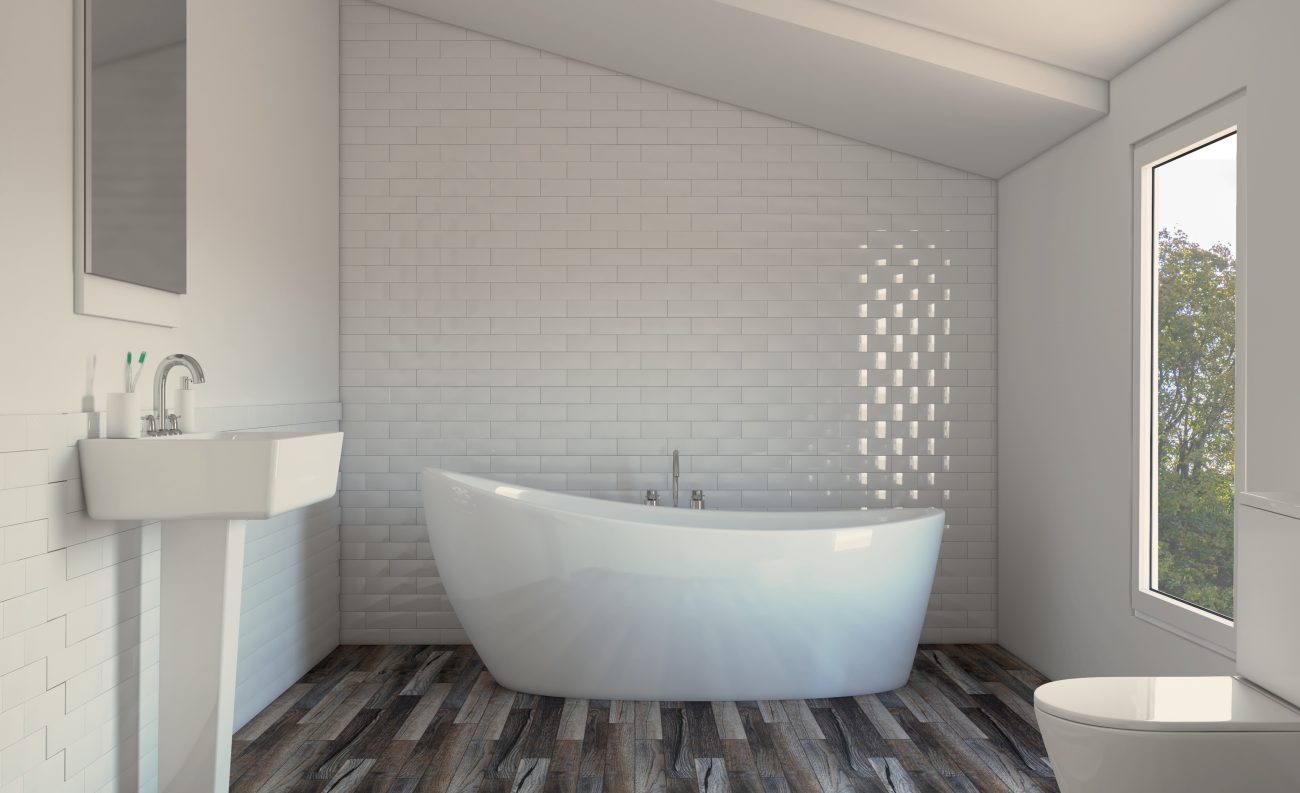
691,489,705,509
645,489,660,506
672,449,680,507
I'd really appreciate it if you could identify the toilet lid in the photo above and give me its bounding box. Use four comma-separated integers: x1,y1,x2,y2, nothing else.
1035,676,1300,732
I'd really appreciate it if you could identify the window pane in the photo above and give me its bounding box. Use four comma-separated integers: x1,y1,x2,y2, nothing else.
1152,132,1236,618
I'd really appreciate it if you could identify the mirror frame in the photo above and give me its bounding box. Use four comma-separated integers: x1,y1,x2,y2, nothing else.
73,0,184,328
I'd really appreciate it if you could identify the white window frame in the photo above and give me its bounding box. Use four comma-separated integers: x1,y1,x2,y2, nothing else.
1132,93,1246,658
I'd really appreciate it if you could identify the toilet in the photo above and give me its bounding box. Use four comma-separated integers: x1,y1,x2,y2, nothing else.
1035,494,1300,792
1034,675,1300,792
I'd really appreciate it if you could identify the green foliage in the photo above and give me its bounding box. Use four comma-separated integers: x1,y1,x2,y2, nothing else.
1155,228,1235,617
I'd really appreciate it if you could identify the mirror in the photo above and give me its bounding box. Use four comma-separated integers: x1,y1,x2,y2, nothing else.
76,0,186,298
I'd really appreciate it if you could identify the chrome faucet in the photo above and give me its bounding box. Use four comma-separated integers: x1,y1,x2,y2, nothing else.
151,354,205,435
672,449,680,507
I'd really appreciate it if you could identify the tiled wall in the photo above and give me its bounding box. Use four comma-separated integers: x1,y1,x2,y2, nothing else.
0,402,340,793
338,1,997,645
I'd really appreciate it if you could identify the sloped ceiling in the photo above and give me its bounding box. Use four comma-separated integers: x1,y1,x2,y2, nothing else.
382,0,1226,177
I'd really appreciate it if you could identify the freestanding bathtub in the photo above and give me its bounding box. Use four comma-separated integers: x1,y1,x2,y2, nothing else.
420,469,945,700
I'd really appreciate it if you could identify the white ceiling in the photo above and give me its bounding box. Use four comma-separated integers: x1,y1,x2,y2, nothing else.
832,0,1230,79
384,0,1226,177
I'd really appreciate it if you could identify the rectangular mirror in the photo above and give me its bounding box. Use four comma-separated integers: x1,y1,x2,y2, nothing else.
75,0,187,325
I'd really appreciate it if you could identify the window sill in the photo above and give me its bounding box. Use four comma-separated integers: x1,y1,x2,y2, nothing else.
1134,589,1235,660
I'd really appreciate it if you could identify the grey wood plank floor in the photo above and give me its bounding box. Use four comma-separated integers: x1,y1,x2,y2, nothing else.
231,644,1058,793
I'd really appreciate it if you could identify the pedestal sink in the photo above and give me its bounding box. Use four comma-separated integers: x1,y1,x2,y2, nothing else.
78,431,344,793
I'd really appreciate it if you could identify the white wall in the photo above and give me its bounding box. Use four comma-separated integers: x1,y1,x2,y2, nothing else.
337,1,998,646
1241,0,1300,495
0,1,339,416
0,1,340,791
997,1,1247,679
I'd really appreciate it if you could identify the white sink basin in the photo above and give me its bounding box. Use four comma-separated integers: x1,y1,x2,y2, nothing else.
78,430,344,520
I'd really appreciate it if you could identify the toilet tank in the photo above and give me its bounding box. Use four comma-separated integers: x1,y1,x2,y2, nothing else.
1237,493,1300,708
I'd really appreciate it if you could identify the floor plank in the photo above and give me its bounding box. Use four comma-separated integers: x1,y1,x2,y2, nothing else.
605,723,636,793
736,706,782,780
410,720,474,793
634,739,667,793
710,703,745,741
546,740,582,793
637,702,665,741
559,700,590,742
694,758,729,793
234,645,1058,793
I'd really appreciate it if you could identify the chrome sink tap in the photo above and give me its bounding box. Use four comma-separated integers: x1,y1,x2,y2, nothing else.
672,449,680,507
152,354,205,436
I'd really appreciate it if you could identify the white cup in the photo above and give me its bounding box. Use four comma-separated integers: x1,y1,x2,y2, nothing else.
106,392,142,439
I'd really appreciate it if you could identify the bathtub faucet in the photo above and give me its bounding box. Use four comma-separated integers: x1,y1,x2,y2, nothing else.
672,449,680,507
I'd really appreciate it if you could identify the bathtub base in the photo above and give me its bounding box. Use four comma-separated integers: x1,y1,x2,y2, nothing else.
483,659,915,702
455,573,926,701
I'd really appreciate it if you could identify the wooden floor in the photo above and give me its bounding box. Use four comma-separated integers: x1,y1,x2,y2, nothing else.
231,644,1057,793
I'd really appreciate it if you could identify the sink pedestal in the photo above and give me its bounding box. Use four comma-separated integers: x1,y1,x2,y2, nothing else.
158,519,247,793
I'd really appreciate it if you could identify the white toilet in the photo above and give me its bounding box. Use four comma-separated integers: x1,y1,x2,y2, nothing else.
1035,494,1300,792
1035,675,1300,792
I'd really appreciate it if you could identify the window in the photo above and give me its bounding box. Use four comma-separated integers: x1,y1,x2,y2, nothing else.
1152,132,1237,618
1134,96,1244,655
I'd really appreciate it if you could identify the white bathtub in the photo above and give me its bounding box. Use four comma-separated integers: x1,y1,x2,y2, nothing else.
420,469,945,700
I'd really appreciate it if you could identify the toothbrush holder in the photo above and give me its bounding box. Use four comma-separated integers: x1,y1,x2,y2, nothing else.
106,392,142,439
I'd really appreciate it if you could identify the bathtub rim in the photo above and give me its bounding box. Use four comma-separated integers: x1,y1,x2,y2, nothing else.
423,468,945,533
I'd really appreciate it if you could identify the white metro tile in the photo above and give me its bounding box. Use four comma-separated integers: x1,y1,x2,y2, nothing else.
1,590,46,639
1,451,47,489
0,417,26,453
2,520,47,564
337,3,995,642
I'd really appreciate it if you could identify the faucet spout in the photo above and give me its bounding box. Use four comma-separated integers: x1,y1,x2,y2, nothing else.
152,354,205,434
672,449,680,508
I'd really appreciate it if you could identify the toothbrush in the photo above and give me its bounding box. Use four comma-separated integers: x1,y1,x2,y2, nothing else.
125,351,147,393
129,351,147,393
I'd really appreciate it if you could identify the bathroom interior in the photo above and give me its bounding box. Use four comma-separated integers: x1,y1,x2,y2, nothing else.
2,0,1299,790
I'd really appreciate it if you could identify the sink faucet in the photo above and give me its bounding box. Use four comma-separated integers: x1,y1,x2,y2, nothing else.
152,354,205,435
672,449,680,507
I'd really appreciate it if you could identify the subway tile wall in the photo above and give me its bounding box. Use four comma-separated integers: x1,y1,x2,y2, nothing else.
0,403,340,793
339,1,997,645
